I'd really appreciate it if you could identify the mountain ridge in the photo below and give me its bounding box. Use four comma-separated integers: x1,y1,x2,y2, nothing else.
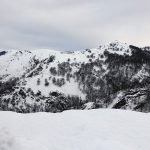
0,41,150,113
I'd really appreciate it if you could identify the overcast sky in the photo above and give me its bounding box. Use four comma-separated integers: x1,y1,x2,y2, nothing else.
0,0,150,51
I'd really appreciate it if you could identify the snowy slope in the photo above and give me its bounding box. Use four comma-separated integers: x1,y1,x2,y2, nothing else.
0,41,130,97
0,41,130,79
1,41,150,113
0,109,150,150
0,50,33,80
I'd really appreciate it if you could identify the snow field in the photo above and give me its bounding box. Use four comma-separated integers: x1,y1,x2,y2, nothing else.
0,109,149,150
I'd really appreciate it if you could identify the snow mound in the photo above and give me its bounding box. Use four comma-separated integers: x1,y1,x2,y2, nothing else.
0,109,150,150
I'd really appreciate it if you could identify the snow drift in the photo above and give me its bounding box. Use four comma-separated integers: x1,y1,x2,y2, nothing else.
0,109,150,150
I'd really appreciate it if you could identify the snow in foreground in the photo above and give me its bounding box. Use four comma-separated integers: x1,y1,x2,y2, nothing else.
0,109,150,150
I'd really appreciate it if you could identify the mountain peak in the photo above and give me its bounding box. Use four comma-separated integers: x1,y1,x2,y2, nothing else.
1,42,150,113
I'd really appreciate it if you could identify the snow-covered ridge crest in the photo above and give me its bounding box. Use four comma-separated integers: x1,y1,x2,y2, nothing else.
0,41,131,78
1,41,150,113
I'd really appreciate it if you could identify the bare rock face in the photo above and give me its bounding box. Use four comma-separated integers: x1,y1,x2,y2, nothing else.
0,41,150,113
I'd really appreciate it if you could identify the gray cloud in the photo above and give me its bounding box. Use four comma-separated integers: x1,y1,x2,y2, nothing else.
0,0,150,51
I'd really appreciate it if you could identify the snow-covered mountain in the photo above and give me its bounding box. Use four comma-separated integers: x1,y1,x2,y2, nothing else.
0,41,150,113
